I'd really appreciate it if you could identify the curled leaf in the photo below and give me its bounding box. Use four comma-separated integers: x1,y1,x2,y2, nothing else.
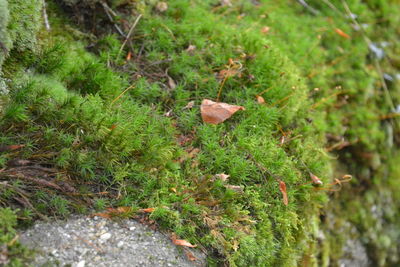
172,238,197,248
201,99,245,124
309,172,323,185
279,181,288,206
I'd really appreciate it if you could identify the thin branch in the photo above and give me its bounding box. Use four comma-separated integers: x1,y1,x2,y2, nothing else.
297,0,320,16
101,1,126,38
117,14,143,59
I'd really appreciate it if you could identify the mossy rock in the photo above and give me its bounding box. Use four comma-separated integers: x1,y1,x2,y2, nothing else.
1,0,399,266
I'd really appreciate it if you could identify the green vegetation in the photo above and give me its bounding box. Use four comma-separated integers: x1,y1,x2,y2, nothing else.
0,0,399,266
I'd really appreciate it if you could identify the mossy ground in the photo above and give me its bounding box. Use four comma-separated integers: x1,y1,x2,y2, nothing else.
0,0,399,266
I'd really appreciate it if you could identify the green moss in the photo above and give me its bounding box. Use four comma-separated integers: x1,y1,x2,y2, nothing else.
0,0,11,71
0,208,33,266
7,0,43,52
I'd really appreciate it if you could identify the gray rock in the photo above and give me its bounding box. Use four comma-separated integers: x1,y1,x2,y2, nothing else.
20,216,206,267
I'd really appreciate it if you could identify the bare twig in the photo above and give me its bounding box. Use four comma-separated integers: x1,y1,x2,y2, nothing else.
297,0,320,15
4,172,64,192
110,84,135,105
101,1,126,38
117,14,143,59
321,0,344,17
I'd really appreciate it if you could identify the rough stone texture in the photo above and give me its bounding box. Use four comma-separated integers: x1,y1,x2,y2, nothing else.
0,0,10,71
20,216,207,267
338,238,369,267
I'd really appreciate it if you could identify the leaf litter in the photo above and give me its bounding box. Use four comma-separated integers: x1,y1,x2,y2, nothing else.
200,99,245,124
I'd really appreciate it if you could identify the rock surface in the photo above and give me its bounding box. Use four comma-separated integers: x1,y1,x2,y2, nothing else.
20,216,206,267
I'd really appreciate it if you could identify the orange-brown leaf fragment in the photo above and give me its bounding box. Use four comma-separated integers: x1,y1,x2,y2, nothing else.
139,208,155,213
335,28,350,39
126,51,132,61
309,172,323,185
279,181,288,206
185,250,197,261
93,212,112,219
261,26,270,34
201,99,245,124
93,206,132,218
173,239,197,248
256,95,265,104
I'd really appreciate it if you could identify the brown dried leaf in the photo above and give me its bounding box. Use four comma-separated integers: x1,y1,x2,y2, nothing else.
185,250,197,261
201,99,245,125
172,239,197,248
93,206,132,218
256,95,265,104
167,76,176,90
279,181,288,206
92,212,111,219
139,208,155,213
217,69,239,79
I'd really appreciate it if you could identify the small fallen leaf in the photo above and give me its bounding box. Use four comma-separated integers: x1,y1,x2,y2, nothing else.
172,238,197,248
200,99,245,125
183,101,195,109
309,172,323,185
156,2,168,12
217,69,240,79
126,51,132,61
93,206,132,218
335,28,350,39
261,26,270,34
139,208,155,213
186,45,196,53
92,212,111,218
232,240,239,251
279,181,288,206
185,250,197,261
256,95,265,104
215,173,230,182
111,206,132,213
167,76,176,89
